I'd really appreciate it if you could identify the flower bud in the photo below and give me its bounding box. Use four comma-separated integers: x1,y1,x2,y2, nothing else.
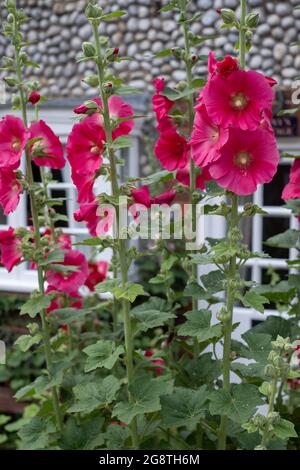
246,12,260,29
11,94,21,108
113,47,119,56
220,8,236,24
85,2,103,20
82,42,96,57
83,74,99,87
28,90,41,105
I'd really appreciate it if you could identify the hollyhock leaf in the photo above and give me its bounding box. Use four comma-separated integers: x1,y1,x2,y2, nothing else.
240,332,272,363
209,384,263,424
241,290,270,314
60,417,105,450
74,237,105,246
253,282,296,303
161,386,208,428
50,308,91,325
131,297,175,333
191,78,207,88
273,419,298,440
18,417,56,450
111,135,132,149
47,264,79,273
155,48,172,58
200,270,225,294
265,229,300,249
104,424,130,450
114,283,147,303
68,376,121,415
140,170,174,186
114,85,141,95
277,108,299,116
183,282,212,300
284,199,300,216
95,279,120,294
160,86,195,101
113,376,173,424
39,249,67,267
250,316,295,340
178,310,223,343
14,334,42,352
189,254,214,265
20,293,52,318
100,11,127,21
83,340,124,372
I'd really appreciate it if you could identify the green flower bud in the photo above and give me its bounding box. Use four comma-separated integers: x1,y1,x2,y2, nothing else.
82,42,96,57
246,12,260,29
220,8,236,24
4,76,17,87
85,2,103,20
83,74,99,87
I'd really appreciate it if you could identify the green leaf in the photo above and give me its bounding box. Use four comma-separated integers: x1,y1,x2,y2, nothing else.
20,293,52,318
105,424,130,450
14,334,42,352
241,290,270,314
39,249,67,267
131,297,175,333
68,376,121,415
189,253,214,265
160,86,195,101
100,11,127,21
161,386,208,428
113,283,147,303
200,270,225,294
277,108,299,116
140,170,174,186
177,310,222,343
83,340,124,372
18,417,56,450
183,282,211,300
113,376,173,424
284,199,300,216
273,418,298,440
111,135,132,149
253,282,296,303
50,308,91,324
95,279,120,294
114,85,141,95
209,384,263,424
60,417,105,450
155,48,172,58
265,229,299,249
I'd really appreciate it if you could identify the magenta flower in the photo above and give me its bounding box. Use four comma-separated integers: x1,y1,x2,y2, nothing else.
202,69,274,131
72,171,95,203
176,164,212,190
0,169,22,215
29,120,65,169
209,127,279,196
67,115,105,176
131,186,176,207
152,78,174,124
28,91,41,105
0,228,23,272
46,249,89,296
0,115,28,170
74,201,100,236
85,261,108,291
154,126,189,171
282,160,300,201
190,105,229,168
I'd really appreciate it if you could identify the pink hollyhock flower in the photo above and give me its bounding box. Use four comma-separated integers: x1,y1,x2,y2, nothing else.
0,169,22,215
29,120,65,169
216,55,239,78
202,69,274,131
190,105,229,168
85,260,108,291
282,160,300,201
154,126,189,171
209,127,279,196
131,186,176,208
46,249,89,296
152,78,174,124
176,164,212,190
152,189,177,205
28,91,41,105
46,286,83,315
67,115,105,175
74,201,100,236
145,350,165,376
72,171,95,203
74,96,134,140
0,115,28,169
0,228,23,272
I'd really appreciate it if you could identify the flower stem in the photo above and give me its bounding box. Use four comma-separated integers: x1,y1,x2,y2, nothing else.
14,40,62,432
261,375,278,448
218,0,247,450
91,22,138,449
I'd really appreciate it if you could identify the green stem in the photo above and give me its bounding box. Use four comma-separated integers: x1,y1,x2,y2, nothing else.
261,375,278,448
218,0,247,450
92,22,138,449
14,41,62,432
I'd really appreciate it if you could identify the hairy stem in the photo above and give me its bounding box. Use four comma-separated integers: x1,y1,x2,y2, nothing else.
14,36,62,431
261,375,278,448
92,22,138,449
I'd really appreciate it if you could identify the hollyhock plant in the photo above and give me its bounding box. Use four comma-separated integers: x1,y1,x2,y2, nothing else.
209,127,279,196
85,261,108,291
0,228,23,272
46,249,89,296
202,68,274,131
176,164,212,190
73,96,134,140
190,105,229,168
0,169,23,215
67,114,105,175
29,120,65,169
282,160,300,201
154,126,189,171
0,115,28,169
